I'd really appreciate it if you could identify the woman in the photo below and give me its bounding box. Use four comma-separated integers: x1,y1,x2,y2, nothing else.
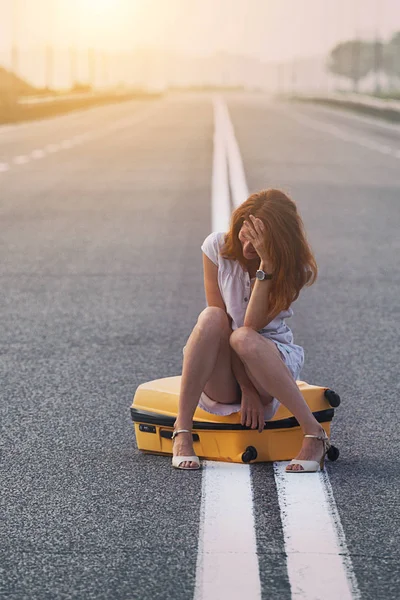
172,189,330,473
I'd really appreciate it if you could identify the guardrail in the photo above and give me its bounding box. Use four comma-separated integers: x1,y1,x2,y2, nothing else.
293,92,400,122
17,89,128,105
0,88,163,125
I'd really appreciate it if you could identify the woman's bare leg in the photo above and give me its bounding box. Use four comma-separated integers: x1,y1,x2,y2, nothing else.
174,307,237,468
230,327,326,472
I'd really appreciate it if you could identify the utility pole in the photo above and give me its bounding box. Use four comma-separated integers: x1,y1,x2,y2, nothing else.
70,47,77,90
374,0,383,95
291,59,296,97
45,45,54,91
333,0,344,92
45,0,55,91
88,49,96,89
277,62,283,96
102,52,108,89
10,0,19,109
11,0,19,76
374,39,382,96
71,0,80,90
352,0,360,93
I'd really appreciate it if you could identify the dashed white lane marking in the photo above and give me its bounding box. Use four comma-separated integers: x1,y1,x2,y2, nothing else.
13,155,29,164
301,99,400,134
194,463,261,600
196,93,360,600
283,109,400,160
60,139,74,149
31,149,46,159
45,143,60,153
274,463,361,600
0,101,161,176
75,133,92,142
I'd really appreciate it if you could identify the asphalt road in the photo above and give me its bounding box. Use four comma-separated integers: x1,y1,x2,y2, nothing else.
0,92,399,599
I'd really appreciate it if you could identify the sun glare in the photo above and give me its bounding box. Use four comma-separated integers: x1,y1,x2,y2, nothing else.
77,0,126,44
82,0,117,15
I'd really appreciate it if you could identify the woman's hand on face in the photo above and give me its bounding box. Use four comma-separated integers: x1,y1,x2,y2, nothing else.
242,214,273,270
240,387,265,433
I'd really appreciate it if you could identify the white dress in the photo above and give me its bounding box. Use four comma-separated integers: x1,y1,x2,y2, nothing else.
182,231,305,420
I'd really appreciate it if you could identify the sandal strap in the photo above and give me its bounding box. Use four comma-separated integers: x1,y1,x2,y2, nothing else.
171,428,192,440
304,433,330,451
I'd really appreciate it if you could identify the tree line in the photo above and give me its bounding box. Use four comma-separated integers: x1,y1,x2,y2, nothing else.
328,32,400,92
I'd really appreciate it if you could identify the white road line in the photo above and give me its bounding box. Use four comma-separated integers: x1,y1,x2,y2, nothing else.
284,109,400,159
0,98,130,136
31,149,46,159
211,96,231,232
203,94,359,600
60,139,74,149
274,463,361,599
1,102,161,176
74,133,92,142
300,99,400,134
44,143,59,153
194,463,262,600
13,155,29,165
217,97,248,207
194,97,262,600
72,135,84,145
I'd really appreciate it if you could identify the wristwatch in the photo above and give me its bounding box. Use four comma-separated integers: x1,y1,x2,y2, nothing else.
256,269,273,280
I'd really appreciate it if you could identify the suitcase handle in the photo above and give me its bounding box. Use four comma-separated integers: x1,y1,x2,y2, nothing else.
160,429,200,442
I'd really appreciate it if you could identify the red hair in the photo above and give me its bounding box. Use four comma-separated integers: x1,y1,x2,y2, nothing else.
219,189,318,318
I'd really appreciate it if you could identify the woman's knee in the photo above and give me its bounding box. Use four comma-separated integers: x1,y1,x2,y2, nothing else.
230,327,280,362
229,326,258,353
197,307,231,339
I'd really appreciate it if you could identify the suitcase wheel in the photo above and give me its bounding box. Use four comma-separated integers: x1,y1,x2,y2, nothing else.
242,446,258,463
327,445,340,461
324,389,341,407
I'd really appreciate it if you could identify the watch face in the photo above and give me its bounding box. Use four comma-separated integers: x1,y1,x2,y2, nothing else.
256,269,272,280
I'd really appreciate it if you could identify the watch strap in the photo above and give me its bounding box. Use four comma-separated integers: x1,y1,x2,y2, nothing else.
256,269,273,280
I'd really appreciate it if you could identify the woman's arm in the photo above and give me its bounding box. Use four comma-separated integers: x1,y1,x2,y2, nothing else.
230,346,258,394
243,259,278,330
229,324,265,432
227,315,258,393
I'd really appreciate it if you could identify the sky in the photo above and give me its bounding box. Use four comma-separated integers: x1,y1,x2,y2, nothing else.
0,0,400,87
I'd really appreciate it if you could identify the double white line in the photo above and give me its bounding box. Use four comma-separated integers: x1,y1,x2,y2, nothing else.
194,94,360,600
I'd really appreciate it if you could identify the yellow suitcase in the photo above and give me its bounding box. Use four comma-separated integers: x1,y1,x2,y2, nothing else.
130,376,340,464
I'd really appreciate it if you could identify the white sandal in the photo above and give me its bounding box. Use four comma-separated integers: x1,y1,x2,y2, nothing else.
171,429,201,470
286,431,331,473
